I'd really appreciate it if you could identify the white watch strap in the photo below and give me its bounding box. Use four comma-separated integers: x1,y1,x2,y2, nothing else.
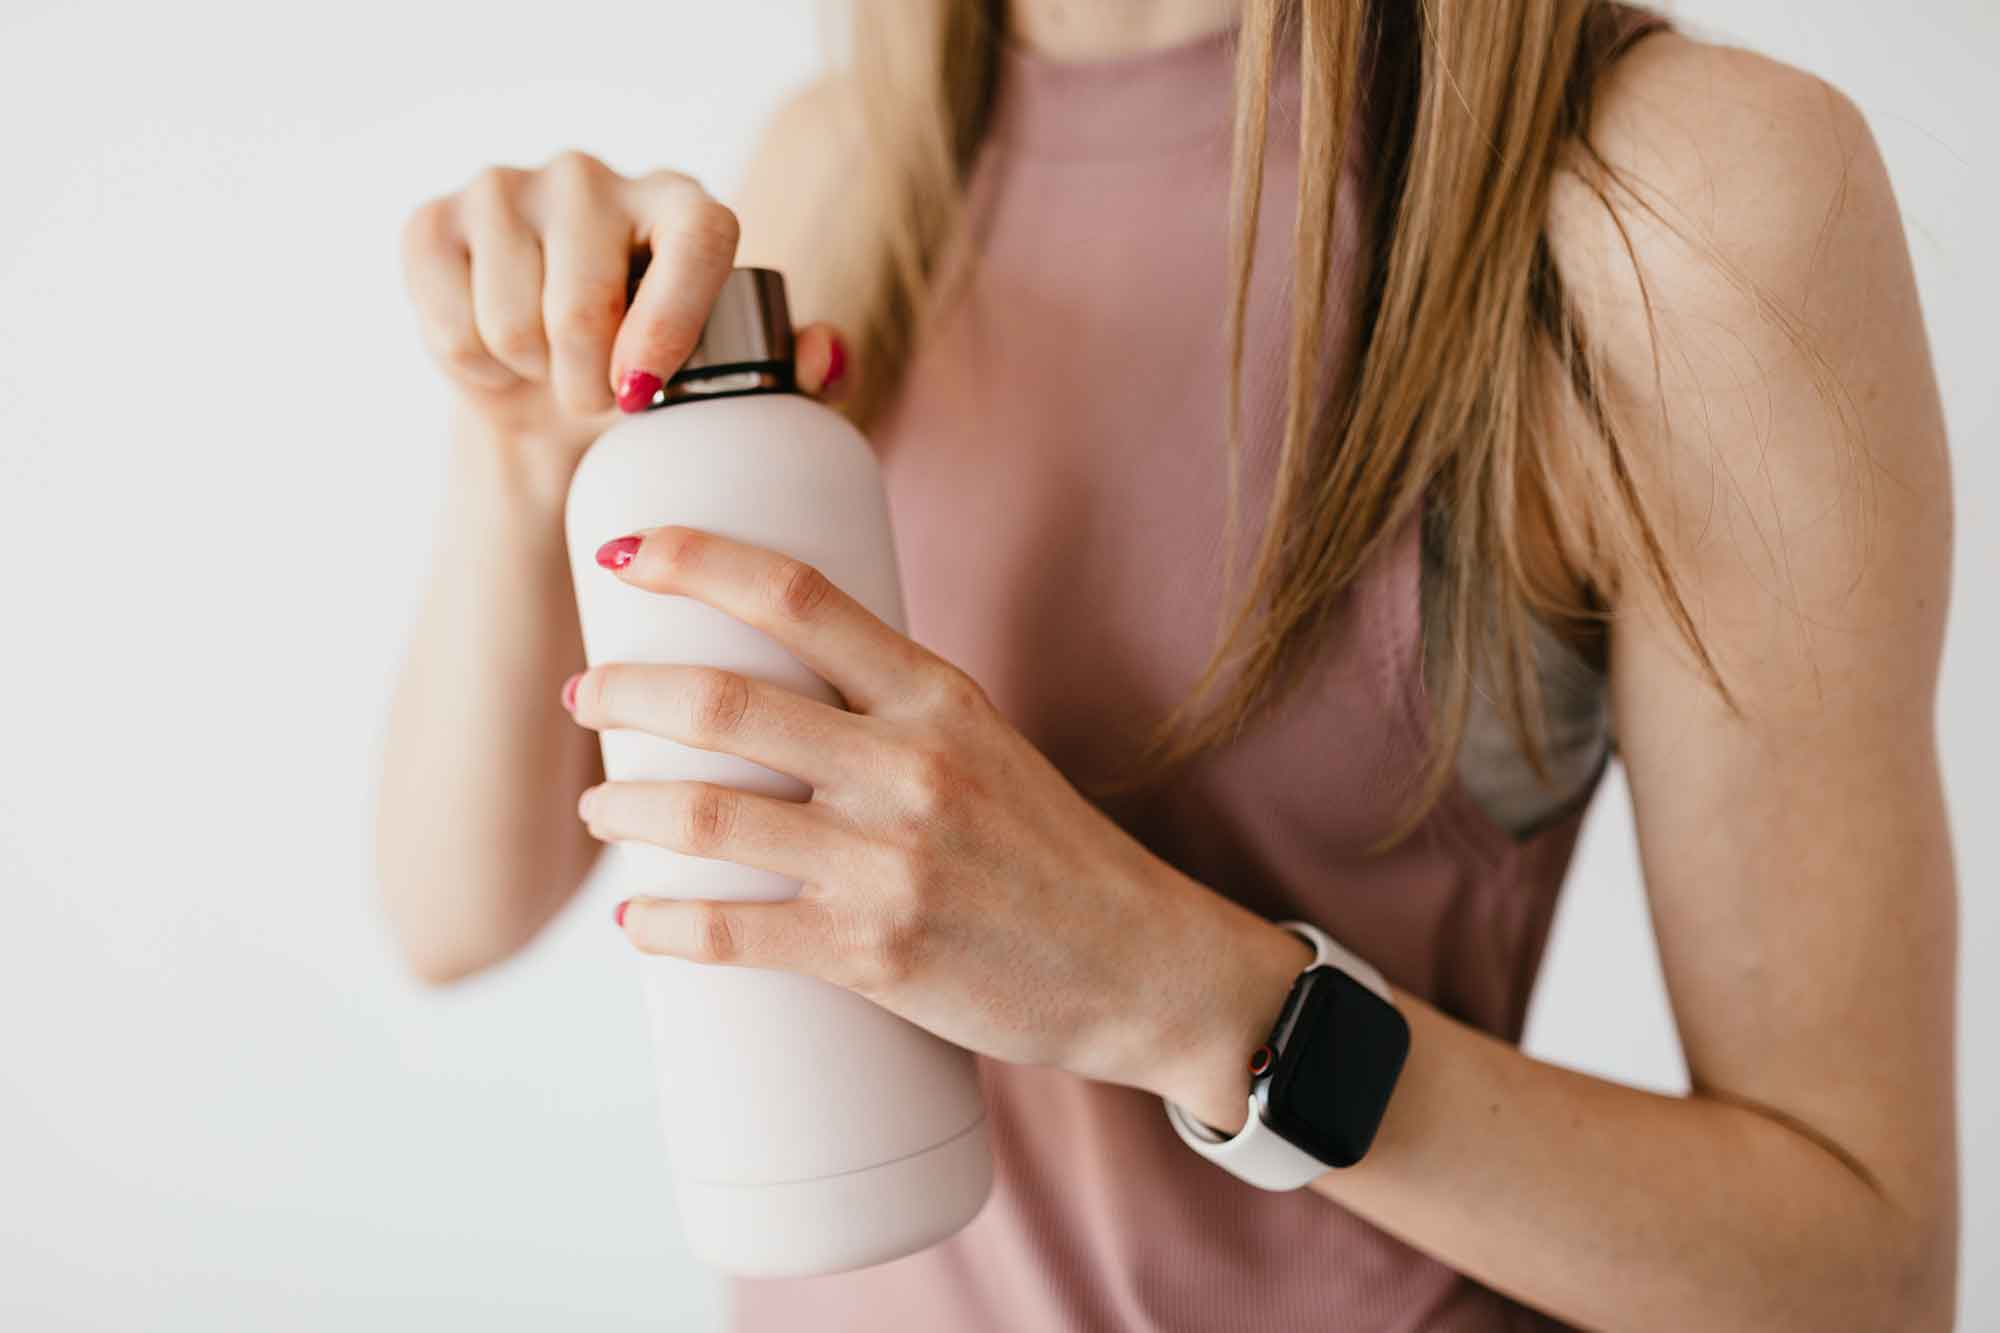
1163,921,1391,1191
1286,919,1392,1002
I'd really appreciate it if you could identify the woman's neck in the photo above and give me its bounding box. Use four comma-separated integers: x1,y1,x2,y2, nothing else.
1006,0,1241,61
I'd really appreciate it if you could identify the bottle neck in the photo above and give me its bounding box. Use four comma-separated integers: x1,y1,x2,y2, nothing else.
650,361,796,409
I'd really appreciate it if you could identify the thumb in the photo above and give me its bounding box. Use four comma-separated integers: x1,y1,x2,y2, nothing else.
793,323,853,402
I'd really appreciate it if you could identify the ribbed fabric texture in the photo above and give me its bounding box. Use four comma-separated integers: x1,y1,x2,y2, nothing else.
732,25,1602,1332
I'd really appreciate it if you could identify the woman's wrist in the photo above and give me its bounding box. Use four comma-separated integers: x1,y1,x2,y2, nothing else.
1150,904,1314,1136
448,399,597,517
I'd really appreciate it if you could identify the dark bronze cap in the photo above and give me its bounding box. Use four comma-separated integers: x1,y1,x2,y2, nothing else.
617,265,796,407
677,267,794,378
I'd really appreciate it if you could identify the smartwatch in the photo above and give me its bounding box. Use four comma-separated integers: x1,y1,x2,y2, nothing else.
1165,921,1410,1190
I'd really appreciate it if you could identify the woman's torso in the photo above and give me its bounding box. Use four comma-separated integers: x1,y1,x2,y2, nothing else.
735,27,1605,1333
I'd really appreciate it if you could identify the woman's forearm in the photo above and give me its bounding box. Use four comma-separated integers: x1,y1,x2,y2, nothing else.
375,410,603,983
1169,957,1952,1333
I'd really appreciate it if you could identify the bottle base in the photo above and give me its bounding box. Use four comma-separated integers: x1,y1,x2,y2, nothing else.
674,1115,993,1278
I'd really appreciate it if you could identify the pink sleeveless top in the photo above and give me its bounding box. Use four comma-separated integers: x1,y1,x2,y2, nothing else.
734,28,1598,1332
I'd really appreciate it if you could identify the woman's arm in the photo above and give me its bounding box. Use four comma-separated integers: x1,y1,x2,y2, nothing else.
376,84,858,984
375,407,606,984
1179,34,1958,1330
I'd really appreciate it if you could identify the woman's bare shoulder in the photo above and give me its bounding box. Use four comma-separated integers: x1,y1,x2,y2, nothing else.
1548,29,1892,362
1545,28,1936,514
1547,27,1949,678
731,75,871,322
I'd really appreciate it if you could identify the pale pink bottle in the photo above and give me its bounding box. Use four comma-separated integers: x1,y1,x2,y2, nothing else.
565,269,991,1276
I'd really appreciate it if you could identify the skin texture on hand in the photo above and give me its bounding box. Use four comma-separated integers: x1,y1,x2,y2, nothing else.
565,523,1310,1109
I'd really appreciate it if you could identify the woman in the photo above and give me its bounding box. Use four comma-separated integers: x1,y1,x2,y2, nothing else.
377,1,1959,1328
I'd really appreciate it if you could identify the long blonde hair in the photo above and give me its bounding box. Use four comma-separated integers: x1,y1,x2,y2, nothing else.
835,1,1723,835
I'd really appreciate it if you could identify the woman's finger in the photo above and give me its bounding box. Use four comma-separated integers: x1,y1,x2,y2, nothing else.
792,322,851,401
612,172,741,408
582,780,860,885
591,527,946,715
537,154,628,416
399,196,517,391
619,892,842,978
460,167,550,381
568,663,888,789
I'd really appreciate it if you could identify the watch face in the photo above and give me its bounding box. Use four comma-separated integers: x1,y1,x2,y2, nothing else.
1260,967,1411,1168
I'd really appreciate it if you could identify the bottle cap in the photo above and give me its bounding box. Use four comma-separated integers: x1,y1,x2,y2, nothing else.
623,263,796,407
679,267,794,378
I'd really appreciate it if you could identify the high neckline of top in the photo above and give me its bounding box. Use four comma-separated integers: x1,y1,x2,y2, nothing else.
991,23,1296,161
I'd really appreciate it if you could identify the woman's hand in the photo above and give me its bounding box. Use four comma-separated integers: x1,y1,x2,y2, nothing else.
379,124,851,985
564,525,1308,1116
398,151,844,493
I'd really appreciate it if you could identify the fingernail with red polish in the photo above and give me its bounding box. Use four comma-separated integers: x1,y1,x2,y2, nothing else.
596,536,641,571
617,369,663,413
561,672,582,711
614,899,630,929
823,336,848,394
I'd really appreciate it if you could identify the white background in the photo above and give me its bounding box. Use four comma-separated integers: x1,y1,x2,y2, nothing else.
0,2,1991,1329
